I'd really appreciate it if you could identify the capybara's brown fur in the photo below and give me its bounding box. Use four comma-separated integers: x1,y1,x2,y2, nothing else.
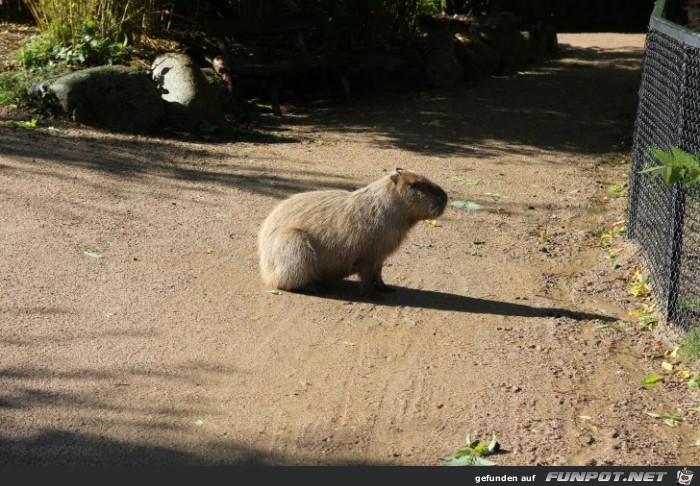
258,169,448,295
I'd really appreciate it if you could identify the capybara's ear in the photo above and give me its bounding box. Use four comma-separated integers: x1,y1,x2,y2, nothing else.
389,170,401,183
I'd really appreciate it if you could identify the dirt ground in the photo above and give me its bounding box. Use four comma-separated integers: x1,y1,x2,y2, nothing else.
1,32,700,466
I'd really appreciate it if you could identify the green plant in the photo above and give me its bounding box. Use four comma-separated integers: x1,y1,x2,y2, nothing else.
0,63,68,107
23,0,133,47
628,303,659,330
640,146,700,189
417,0,445,16
16,23,128,69
595,223,626,248
629,269,651,298
443,433,499,466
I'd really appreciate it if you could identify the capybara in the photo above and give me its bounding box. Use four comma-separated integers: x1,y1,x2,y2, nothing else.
258,169,448,296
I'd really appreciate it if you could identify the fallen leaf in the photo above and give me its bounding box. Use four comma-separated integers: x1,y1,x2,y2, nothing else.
194,419,205,427
662,361,674,371
641,375,663,385
84,251,102,258
424,219,441,227
5,119,37,129
663,414,683,427
678,369,692,379
577,415,592,420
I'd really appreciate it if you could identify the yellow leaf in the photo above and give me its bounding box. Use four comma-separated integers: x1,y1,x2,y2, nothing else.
677,369,692,379
662,361,673,371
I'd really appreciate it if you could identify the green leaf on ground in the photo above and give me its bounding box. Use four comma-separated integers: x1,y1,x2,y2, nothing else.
663,414,684,427
451,200,482,211
641,375,663,385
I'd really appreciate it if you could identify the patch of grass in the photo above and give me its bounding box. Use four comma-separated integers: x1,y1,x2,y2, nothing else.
681,326,700,360
679,295,700,313
0,63,68,108
595,223,626,248
607,181,629,198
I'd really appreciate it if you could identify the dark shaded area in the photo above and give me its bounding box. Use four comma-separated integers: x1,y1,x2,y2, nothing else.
256,43,643,158
1,42,643,201
0,430,385,465
0,363,388,465
492,0,655,33
305,281,616,322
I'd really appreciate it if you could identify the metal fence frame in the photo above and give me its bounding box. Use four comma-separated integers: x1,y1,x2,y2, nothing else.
628,0,700,332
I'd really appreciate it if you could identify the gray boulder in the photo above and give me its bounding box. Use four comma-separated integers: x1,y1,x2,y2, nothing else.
453,32,502,79
151,53,229,135
347,47,427,92
471,12,530,69
30,65,164,131
425,49,464,87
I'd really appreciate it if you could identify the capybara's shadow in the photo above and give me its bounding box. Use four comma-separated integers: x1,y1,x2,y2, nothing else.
313,280,617,322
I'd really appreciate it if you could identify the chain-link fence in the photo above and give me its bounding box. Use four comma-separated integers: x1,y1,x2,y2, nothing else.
628,0,700,332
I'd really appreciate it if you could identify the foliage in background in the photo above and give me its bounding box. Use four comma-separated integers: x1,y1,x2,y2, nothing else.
16,0,461,56
1,0,467,106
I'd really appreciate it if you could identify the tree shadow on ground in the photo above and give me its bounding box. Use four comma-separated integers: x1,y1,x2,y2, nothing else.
0,43,643,198
0,364,387,465
0,430,385,465
254,43,644,159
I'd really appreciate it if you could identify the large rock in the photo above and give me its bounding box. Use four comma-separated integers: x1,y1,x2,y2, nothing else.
151,53,229,135
453,32,502,79
30,65,164,131
347,47,426,92
471,12,530,69
425,48,464,87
